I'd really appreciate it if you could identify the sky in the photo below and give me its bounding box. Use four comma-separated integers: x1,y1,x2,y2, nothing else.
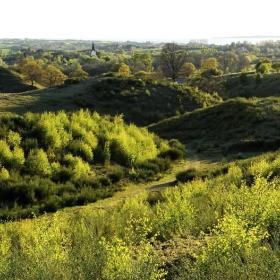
1,0,280,42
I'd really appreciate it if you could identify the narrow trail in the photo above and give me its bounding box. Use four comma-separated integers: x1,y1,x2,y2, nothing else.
66,158,214,214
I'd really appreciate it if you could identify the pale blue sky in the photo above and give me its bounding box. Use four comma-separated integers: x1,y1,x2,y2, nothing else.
1,0,279,41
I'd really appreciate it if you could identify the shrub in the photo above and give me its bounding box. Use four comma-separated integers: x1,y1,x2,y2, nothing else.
11,146,25,168
201,68,223,77
159,148,184,160
64,154,94,182
68,140,94,162
159,139,185,160
0,167,9,181
108,167,125,183
7,130,21,147
176,168,208,182
26,149,52,176
0,140,12,166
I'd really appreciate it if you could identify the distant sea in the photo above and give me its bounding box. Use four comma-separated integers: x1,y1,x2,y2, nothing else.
207,36,280,45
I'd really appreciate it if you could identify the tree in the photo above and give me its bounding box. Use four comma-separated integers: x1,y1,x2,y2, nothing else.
44,65,67,86
181,62,196,77
131,52,153,73
19,57,44,86
160,43,188,81
238,55,251,71
118,63,131,77
220,52,239,72
201,57,219,70
68,63,88,80
272,62,280,72
256,60,271,74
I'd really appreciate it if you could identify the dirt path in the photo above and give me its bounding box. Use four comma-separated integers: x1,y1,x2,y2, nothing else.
64,160,186,214
65,158,215,214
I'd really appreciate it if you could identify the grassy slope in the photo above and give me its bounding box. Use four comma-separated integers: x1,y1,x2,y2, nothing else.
0,67,36,93
188,72,280,99
1,150,280,279
0,77,221,126
149,97,280,156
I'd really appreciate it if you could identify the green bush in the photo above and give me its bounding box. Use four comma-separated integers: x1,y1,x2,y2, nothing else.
0,110,176,216
67,140,94,161
26,149,51,176
0,167,9,181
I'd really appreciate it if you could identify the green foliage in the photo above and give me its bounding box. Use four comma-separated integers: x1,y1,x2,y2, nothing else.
64,154,93,181
118,63,131,77
7,130,21,147
67,140,94,161
26,149,52,176
0,167,9,181
0,110,177,217
256,60,272,74
0,77,221,126
1,151,280,278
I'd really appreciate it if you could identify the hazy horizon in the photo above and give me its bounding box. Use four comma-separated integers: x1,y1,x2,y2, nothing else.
1,0,280,42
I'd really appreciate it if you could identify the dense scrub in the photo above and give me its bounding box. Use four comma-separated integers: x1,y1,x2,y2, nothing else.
0,110,182,220
1,151,280,279
0,67,36,93
150,97,280,155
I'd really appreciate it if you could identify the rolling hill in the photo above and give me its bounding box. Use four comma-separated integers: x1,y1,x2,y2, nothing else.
149,97,280,156
0,67,36,93
0,77,222,126
188,72,280,100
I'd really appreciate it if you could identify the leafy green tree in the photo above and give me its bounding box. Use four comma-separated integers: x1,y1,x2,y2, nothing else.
160,43,188,81
238,55,251,71
181,62,196,77
201,57,219,70
220,51,239,72
19,57,44,85
44,65,67,86
131,52,153,73
67,62,88,80
118,63,131,77
256,61,271,74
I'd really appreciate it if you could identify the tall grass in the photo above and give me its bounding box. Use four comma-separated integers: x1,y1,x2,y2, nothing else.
1,151,280,279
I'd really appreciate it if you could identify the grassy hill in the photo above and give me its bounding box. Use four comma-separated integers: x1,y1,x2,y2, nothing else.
149,97,280,156
0,77,222,126
188,72,280,100
0,67,36,93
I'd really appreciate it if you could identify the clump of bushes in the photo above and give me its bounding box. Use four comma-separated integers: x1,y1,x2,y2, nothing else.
0,110,181,218
159,139,185,160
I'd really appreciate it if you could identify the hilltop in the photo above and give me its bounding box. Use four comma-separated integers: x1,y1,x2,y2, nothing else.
0,67,36,93
149,97,280,156
0,77,222,126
